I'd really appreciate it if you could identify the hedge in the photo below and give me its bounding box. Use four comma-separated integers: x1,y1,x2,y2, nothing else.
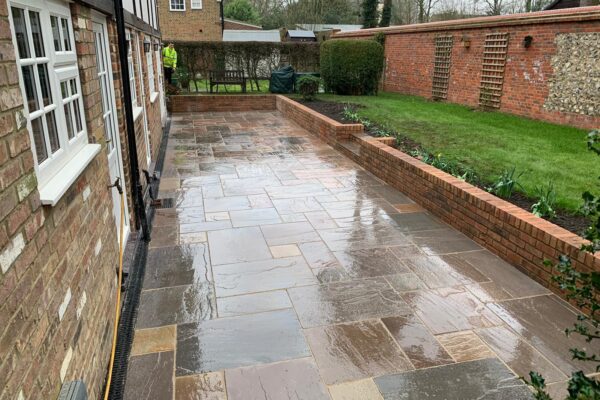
171,41,320,92
320,39,384,95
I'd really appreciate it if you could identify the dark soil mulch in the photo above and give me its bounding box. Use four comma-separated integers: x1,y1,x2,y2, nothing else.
299,99,590,236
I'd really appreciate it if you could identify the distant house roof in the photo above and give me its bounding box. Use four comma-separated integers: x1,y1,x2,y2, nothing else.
222,30,281,42
286,30,317,39
296,24,363,32
544,0,581,9
224,18,263,30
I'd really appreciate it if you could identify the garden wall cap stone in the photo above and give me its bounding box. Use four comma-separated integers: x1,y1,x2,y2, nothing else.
334,6,600,36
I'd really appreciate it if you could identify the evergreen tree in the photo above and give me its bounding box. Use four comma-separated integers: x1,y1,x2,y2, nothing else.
379,0,392,26
224,0,260,23
361,0,379,28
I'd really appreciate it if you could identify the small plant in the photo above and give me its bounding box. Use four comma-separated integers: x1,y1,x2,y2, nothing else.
531,182,557,219
342,105,360,122
374,32,386,46
297,75,321,101
488,167,524,199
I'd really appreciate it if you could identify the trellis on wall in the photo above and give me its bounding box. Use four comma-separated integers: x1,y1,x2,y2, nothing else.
479,32,509,108
432,35,454,100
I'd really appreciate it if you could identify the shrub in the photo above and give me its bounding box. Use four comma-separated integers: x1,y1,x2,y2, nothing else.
320,39,384,96
297,75,321,101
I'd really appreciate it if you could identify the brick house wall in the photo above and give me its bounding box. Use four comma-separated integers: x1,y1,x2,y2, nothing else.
0,0,165,398
0,3,120,399
158,0,222,42
335,7,600,129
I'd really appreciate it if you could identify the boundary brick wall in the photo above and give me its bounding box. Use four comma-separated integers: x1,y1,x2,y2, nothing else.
335,7,600,129
169,94,600,299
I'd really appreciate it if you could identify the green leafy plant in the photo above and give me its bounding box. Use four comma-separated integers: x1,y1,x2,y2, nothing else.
297,75,321,101
342,105,360,122
488,167,524,199
320,39,384,96
528,130,600,399
374,32,386,45
532,182,557,219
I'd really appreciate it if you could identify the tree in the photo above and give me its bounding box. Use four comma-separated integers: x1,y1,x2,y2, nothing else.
362,0,379,28
483,0,503,15
224,0,260,23
380,0,393,26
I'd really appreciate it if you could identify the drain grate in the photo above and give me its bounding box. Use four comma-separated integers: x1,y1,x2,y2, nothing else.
479,32,509,108
153,197,175,209
432,35,454,100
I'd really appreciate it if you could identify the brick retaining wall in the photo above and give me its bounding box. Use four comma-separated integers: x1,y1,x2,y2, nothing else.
335,7,600,130
170,95,277,113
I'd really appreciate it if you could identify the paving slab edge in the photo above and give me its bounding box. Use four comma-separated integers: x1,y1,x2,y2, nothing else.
169,94,599,299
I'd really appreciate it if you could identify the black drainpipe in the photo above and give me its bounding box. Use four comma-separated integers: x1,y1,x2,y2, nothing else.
114,0,150,241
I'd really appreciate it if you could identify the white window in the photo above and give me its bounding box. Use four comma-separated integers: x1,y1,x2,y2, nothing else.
190,0,202,9
146,46,156,100
9,0,97,203
170,0,184,11
126,30,138,108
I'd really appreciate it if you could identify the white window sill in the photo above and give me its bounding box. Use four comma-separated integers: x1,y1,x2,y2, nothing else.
133,106,144,121
169,9,185,11
39,144,101,206
150,92,159,103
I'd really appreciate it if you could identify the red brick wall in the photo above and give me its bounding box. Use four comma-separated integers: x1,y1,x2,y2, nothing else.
335,7,600,129
170,94,277,113
276,96,363,145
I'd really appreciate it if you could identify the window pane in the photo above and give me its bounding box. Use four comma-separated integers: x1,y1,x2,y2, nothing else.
61,81,68,98
104,115,114,152
50,16,61,51
30,117,47,162
21,65,39,111
73,99,83,133
37,64,51,107
28,11,45,58
11,7,30,59
69,79,77,95
64,103,74,139
46,111,60,153
61,18,71,51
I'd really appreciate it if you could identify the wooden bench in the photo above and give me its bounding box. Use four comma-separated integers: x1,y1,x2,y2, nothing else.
209,70,247,93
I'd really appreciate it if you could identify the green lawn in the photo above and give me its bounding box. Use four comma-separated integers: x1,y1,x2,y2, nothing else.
319,92,595,212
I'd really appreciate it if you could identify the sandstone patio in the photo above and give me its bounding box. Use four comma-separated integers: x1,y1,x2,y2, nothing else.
123,109,595,399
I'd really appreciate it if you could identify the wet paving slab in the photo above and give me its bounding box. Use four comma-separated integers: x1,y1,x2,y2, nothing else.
225,358,330,400
374,358,534,400
125,111,592,399
176,309,310,375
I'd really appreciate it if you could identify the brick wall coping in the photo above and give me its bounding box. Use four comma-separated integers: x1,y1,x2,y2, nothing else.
334,6,600,37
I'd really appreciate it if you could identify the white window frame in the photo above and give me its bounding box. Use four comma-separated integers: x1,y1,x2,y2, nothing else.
126,30,141,115
8,0,98,204
190,0,202,9
146,45,157,102
169,0,185,11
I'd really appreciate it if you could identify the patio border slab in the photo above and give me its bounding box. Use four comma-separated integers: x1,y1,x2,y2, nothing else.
169,94,599,296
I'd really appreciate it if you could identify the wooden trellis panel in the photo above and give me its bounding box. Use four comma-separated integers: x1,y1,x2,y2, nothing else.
479,33,509,108
432,35,454,100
